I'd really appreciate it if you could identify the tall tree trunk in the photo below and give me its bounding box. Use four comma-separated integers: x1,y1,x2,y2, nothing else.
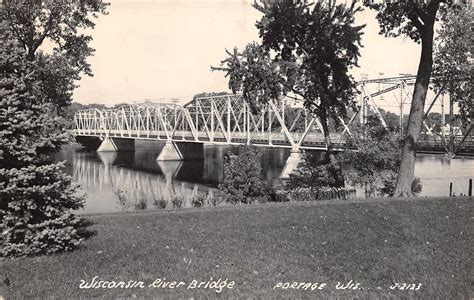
320,110,344,187
320,110,336,162
394,24,435,196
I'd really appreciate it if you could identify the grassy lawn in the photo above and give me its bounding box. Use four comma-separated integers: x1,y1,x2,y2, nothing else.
0,197,471,299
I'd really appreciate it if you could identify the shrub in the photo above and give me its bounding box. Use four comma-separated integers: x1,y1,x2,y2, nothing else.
191,194,206,208
171,195,183,209
287,187,318,202
207,195,224,207
342,116,423,197
380,173,423,197
134,198,147,210
266,189,290,202
219,146,268,204
117,189,128,208
157,199,167,209
285,151,343,200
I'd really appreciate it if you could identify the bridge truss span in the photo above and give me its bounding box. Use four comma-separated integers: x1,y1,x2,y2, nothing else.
73,75,473,159
73,94,345,151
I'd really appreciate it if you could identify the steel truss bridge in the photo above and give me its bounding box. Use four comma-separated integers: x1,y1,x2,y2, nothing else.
73,75,473,157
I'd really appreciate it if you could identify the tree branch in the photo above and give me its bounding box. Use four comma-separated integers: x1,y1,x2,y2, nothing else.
31,12,55,55
9,23,28,51
410,3,428,24
406,12,425,33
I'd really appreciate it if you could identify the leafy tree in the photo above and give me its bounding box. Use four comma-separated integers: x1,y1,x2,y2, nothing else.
219,146,267,204
0,24,84,257
213,0,364,168
1,0,108,110
341,116,422,197
377,108,402,132
192,91,229,100
110,103,129,109
432,5,473,151
364,0,466,195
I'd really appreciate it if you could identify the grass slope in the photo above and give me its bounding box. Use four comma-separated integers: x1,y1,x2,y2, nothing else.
0,197,471,299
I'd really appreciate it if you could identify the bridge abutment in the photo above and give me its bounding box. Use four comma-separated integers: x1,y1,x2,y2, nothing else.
97,137,135,152
280,148,303,179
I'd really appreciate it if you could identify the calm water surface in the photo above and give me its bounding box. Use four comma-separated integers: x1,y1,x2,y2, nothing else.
56,144,473,214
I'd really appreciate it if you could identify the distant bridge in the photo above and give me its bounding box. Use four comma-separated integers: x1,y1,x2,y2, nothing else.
73,75,473,168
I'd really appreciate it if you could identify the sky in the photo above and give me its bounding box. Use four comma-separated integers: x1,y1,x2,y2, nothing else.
73,0,423,108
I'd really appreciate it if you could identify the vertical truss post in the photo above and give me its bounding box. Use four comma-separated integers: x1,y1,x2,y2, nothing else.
210,99,215,142
227,96,231,142
400,81,404,140
268,103,272,145
282,99,285,130
360,84,365,125
246,103,250,144
195,102,199,133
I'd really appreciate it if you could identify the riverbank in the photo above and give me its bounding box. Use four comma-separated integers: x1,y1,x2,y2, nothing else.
0,197,471,298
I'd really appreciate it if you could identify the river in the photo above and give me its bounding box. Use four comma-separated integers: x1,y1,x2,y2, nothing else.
56,144,473,214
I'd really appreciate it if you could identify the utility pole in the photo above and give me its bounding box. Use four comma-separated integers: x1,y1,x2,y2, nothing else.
378,72,384,101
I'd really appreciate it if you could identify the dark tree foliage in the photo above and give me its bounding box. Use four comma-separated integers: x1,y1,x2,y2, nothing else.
285,151,342,198
192,91,230,100
63,102,109,128
219,146,267,204
364,0,466,196
341,116,422,197
432,6,473,122
0,25,84,257
1,0,108,110
213,0,364,163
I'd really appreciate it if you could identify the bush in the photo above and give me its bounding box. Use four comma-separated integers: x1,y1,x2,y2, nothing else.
171,195,183,208
207,195,224,207
157,199,167,209
191,194,206,208
266,189,290,203
380,173,423,197
285,151,343,200
134,198,147,210
342,116,423,197
219,146,268,204
116,189,129,209
287,187,318,202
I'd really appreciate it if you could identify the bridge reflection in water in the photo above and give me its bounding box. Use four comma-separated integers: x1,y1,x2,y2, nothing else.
58,144,473,214
60,145,290,214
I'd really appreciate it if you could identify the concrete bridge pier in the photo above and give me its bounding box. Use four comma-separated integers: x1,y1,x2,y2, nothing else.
156,141,204,161
97,137,135,152
157,141,183,161
280,147,304,179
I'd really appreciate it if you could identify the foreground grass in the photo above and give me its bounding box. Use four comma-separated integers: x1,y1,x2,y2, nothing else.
0,197,471,299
